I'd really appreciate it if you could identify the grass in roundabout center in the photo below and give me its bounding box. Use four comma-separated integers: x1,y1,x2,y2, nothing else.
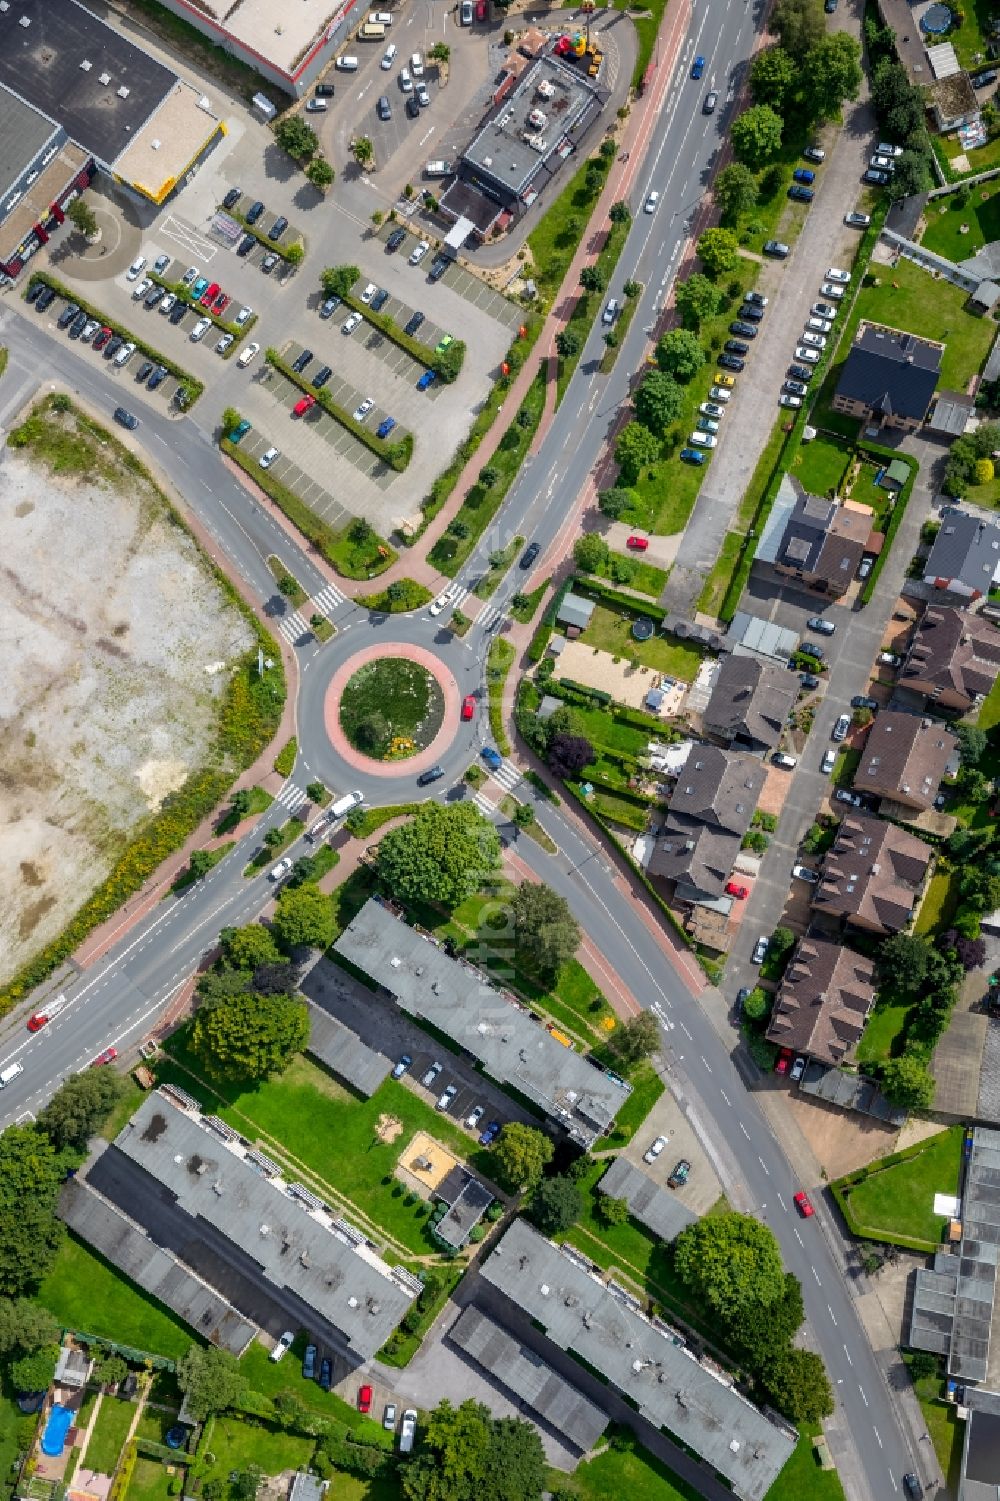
339,656,443,760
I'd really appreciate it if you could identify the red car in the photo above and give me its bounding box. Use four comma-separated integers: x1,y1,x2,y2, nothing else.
293,394,316,416
775,1047,794,1075
793,1190,814,1218
26,1014,49,1033
476,0,486,17
626,535,649,551
212,291,230,315
461,695,476,721
199,281,220,307
91,1047,118,1067
358,1384,373,1413
93,326,113,351
725,881,749,899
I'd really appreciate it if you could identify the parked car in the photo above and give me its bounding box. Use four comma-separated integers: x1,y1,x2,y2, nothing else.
725,881,749,899
667,1160,691,1188
271,1331,295,1363
292,348,314,373
820,281,846,300
763,239,790,257
228,419,252,444
409,240,430,265
700,401,726,419
417,369,436,390
791,1056,807,1082
826,266,851,284
126,256,147,281
870,153,896,172
436,1083,458,1112
190,317,211,341
724,339,750,355
708,385,732,401
689,431,717,448
833,712,852,741
718,353,745,371
752,935,769,965
775,1047,793,1075
680,448,706,465
302,1345,317,1380
834,788,862,806
216,333,234,354
358,1386,373,1413
794,345,821,364
392,1054,412,1079
788,185,814,202
807,615,836,636
812,301,838,319
342,311,362,334
879,650,901,666
353,397,375,423
294,394,316,416
421,1061,443,1087
807,316,833,334
643,1135,667,1164
467,1105,485,1130
821,748,837,774
792,865,820,883
626,534,649,550
730,320,758,338
377,416,396,439
772,752,797,768
260,446,280,469
784,380,807,397
739,303,764,322
864,168,891,186
384,1403,397,1431
800,672,819,690
386,227,407,253
319,1358,332,1392
312,364,332,387
238,342,260,369
320,296,341,319
371,287,389,311
788,364,814,382
801,330,827,349
602,297,619,325
400,1410,417,1454
780,394,802,408
845,211,871,227
803,145,826,163
404,311,425,335
851,695,879,711
479,1120,501,1145
745,290,768,307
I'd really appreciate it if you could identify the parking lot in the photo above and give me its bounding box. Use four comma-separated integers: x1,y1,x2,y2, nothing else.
235,420,352,531
27,285,187,411
273,346,408,489
369,223,523,329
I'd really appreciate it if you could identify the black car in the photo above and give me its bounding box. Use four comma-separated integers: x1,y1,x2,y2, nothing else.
104,335,123,359
147,365,169,391
318,1358,332,1392
269,215,288,241
386,228,407,253
404,311,425,336
113,406,138,430
315,82,335,96
57,301,80,329
520,541,541,570
26,280,44,304
763,238,790,258
135,359,154,382
788,184,814,202
406,95,420,118
824,0,837,10
292,349,313,373
799,640,825,660
168,301,187,325
144,285,163,308
371,287,389,311
302,1344,317,1381
35,285,56,313
718,353,744,371
973,69,999,87
788,363,814,382
428,255,448,282
236,234,256,257
417,765,445,786
729,321,758,338
745,290,768,308
378,95,391,120
246,199,265,224
223,187,241,211
738,304,764,322
312,365,332,387
902,1477,922,1501
724,340,749,356
735,987,751,1016
851,695,879,712
68,310,88,338
864,168,890,186
784,380,807,396
800,672,820,690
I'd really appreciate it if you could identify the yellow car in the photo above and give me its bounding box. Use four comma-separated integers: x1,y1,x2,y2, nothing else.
713,373,736,388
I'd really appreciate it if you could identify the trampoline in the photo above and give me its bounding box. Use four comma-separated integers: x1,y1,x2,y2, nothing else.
632,618,654,641
921,3,953,33
41,1404,72,1457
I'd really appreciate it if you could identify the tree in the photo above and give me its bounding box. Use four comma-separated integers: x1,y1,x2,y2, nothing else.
749,45,796,108
614,421,660,482
956,724,988,767
580,264,606,293
0,1126,63,1294
222,924,282,971
222,406,243,436
696,226,741,278
306,781,327,805
547,733,594,780
226,787,254,822
429,40,450,62
377,803,501,907
714,163,759,226
943,930,987,971
0,1299,59,1358
92,1352,128,1388
68,197,99,238
38,1069,125,1152
432,339,465,383
730,106,783,169
881,1053,935,1110
730,1272,804,1365
772,0,825,59
607,1010,659,1068
598,487,634,520
555,329,581,359
609,199,630,224
673,273,723,331
402,1399,542,1501
272,883,335,951
959,768,991,805
192,990,309,1082
305,156,335,189
10,1347,58,1395
491,1123,553,1192
253,961,301,996
675,1212,786,1319
763,1347,834,1422
769,925,795,960
634,371,684,430
512,882,581,977
355,711,391,755
529,1174,583,1235
321,265,360,299
654,328,705,383
909,1351,940,1382
879,932,929,993
352,136,375,169
889,148,931,199
742,987,770,1022
186,849,216,882
600,1195,630,1227
513,803,535,829
177,1345,246,1421
479,465,499,490
487,1415,545,1501
801,33,862,119
573,533,610,573
275,116,318,161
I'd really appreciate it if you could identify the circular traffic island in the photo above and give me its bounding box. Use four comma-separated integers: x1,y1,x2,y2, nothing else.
339,656,445,761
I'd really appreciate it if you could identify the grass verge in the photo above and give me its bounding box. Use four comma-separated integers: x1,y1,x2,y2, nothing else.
474,535,525,599
487,637,515,755
831,1126,964,1250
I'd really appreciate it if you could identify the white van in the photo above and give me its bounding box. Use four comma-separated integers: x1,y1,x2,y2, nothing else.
424,160,452,179
382,42,397,68
0,1062,24,1089
331,789,364,820
360,21,386,39
336,54,359,70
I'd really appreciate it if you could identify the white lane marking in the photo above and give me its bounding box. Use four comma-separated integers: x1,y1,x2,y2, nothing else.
739,1122,750,1138
700,1054,712,1073
872,1426,882,1450
777,1193,787,1211
828,1304,838,1327
843,1344,853,1366
793,1227,804,1245
720,1089,731,1106
758,1155,770,1175
811,1267,821,1286
678,1021,692,1039
859,1385,868,1407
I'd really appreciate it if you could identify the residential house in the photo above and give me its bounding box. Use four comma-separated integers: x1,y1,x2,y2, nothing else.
755,474,875,596
812,813,931,936
924,511,1000,600
647,745,765,900
832,323,943,433
853,711,959,811
900,606,1000,713
701,653,800,752
766,932,877,1066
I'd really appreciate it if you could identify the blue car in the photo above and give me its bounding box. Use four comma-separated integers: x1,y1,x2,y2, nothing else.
377,416,396,439
691,55,705,79
191,277,209,299
302,1344,317,1381
479,1120,501,1146
788,185,814,202
792,168,815,184
680,447,706,465
480,746,503,772
417,369,436,391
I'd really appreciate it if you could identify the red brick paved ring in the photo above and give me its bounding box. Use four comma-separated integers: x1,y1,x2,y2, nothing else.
323,642,461,778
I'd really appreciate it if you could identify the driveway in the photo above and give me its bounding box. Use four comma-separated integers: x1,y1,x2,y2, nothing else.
621,1083,722,1217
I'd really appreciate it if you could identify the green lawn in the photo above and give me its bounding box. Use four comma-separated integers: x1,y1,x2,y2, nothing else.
909,1369,965,1494
980,674,1000,729
339,659,442,758
135,1407,179,1446
856,996,911,1065
0,1390,36,1493
697,531,744,618
555,1435,698,1501
85,1395,136,1476
605,1058,664,1140
203,1414,314,1478
920,177,1000,261
841,1126,964,1246
915,865,961,936
126,1457,179,1501
831,748,861,788
791,435,853,498
588,555,670,600
765,1422,846,1501
37,1235,193,1360
570,706,652,759
237,1343,392,1440
563,1161,691,1316
322,1474,399,1501
578,602,704,680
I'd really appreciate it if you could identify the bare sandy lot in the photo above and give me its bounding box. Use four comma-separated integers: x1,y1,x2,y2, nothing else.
0,410,253,986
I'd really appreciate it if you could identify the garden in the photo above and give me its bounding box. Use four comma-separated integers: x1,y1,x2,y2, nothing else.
339,658,443,760
831,1126,965,1250
919,177,1000,261
576,600,705,681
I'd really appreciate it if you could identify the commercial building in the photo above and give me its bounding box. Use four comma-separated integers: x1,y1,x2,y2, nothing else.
334,899,630,1147
766,932,877,1067
647,745,765,900
701,653,799,753
479,1220,796,1501
0,84,93,282
148,0,354,98
755,474,875,596
812,813,932,936
832,322,943,433
901,606,1000,713
61,1087,418,1361
924,511,1000,601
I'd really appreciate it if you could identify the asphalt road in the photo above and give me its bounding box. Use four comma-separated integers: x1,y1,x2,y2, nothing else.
0,0,925,1489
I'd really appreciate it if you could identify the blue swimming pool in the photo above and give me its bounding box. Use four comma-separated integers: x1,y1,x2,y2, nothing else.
41,1404,72,1457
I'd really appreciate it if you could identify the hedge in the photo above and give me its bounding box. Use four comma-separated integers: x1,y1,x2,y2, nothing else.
148,271,257,354
857,443,919,604
25,272,203,405
573,576,665,621
266,348,412,470
224,205,306,263
559,677,612,705
528,575,576,662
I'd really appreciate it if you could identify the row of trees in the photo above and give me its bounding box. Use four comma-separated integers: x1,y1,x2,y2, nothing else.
863,13,934,198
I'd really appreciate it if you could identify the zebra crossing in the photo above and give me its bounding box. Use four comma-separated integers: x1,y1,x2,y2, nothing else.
275,581,347,645
275,782,307,813
488,757,522,793
276,609,310,645
311,582,346,616
471,790,499,819
474,603,504,633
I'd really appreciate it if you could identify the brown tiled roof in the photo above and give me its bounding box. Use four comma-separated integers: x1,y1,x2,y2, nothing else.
812,505,873,586
702,654,799,749
853,712,958,809
812,813,931,934
766,933,876,1065
900,607,1000,710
